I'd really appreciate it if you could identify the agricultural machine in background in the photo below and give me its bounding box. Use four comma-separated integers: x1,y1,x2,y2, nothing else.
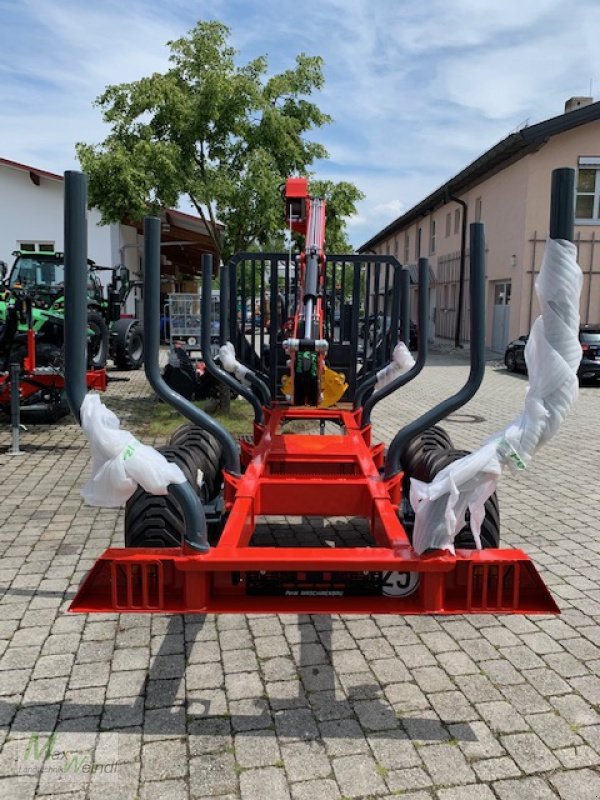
2,249,144,371
64,168,572,617
0,280,105,422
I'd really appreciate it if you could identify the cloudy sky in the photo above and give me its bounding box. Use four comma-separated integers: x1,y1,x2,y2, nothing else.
1,0,599,247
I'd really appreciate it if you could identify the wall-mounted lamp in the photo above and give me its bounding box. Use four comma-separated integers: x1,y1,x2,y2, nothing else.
510,254,517,268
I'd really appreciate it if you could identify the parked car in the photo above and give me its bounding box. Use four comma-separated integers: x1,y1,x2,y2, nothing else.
504,325,600,381
504,335,528,373
579,324,600,380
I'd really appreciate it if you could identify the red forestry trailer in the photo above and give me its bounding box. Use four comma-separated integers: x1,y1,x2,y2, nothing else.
64,169,573,617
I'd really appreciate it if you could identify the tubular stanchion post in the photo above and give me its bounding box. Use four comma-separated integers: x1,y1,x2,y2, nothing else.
384,226,486,479
63,171,88,424
550,168,575,242
400,267,411,347
353,263,408,411
141,217,215,551
361,258,429,426
8,363,23,456
219,265,229,347
219,263,273,407
64,183,211,551
389,265,401,351
143,218,240,476
228,260,238,347
201,255,265,424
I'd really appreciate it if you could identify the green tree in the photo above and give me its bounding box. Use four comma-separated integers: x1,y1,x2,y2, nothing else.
309,180,364,254
77,20,362,264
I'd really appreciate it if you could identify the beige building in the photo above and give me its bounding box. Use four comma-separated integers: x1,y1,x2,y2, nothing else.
359,97,600,351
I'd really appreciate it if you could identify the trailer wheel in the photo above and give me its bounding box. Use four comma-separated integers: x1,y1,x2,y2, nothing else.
124,443,203,548
87,309,109,369
425,448,500,549
113,319,144,370
399,425,454,483
169,424,223,500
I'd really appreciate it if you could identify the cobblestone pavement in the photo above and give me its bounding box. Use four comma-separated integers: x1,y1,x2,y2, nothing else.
0,355,599,799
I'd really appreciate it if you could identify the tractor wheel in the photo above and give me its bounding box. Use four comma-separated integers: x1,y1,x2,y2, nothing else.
113,319,144,370
399,425,454,484
424,448,500,549
87,310,109,369
124,443,201,548
169,424,223,500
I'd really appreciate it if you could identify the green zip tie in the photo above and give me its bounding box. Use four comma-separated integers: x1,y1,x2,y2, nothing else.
122,440,139,461
498,436,526,471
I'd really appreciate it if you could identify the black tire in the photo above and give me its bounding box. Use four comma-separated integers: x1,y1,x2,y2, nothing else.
169,424,223,500
124,443,201,548
425,448,500,549
399,425,454,483
505,350,517,372
113,319,144,370
87,309,109,369
157,444,209,503
18,391,70,424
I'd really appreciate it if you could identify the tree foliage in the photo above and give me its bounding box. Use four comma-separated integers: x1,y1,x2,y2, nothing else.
77,21,363,262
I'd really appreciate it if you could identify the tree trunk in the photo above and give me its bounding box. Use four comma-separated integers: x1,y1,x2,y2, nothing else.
218,381,231,414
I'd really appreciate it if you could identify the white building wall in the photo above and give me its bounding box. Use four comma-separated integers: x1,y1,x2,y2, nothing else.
0,163,117,285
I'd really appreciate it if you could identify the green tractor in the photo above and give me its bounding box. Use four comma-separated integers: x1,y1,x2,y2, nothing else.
1,250,144,370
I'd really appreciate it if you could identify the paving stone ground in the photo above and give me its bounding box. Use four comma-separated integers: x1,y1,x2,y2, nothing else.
0,352,599,799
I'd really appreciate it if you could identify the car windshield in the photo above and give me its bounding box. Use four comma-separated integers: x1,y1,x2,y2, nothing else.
580,331,600,344
10,256,65,290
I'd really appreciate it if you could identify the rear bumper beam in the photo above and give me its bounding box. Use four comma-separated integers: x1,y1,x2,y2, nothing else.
69,546,559,616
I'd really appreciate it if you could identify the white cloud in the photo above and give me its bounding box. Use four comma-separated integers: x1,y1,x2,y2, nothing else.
2,0,600,249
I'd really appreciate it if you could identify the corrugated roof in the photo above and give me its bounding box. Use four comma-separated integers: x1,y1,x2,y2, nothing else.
359,100,600,252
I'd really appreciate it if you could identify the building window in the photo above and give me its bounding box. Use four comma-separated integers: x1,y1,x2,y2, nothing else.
404,233,409,263
445,212,451,237
475,197,483,222
576,163,600,221
415,227,422,259
430,219,436,254
454,208,461,234
18,241,55,253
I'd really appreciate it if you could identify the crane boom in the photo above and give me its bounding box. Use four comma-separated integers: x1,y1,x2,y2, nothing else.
283,177,328,405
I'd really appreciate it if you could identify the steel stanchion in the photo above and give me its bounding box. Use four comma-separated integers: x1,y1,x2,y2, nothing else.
8,363,24,456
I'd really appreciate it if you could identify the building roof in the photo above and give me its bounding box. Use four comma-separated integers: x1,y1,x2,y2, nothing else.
359,99,600,252
1,156,221,270
0,157,63,183
1,155,220,234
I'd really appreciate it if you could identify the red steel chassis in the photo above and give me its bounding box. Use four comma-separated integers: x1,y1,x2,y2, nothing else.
70,404,559,616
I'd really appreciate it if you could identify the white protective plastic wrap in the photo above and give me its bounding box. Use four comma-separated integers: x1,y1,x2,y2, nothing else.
219,341,251,386
375,342,416,391
410,238,583,554
80,394,186,507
